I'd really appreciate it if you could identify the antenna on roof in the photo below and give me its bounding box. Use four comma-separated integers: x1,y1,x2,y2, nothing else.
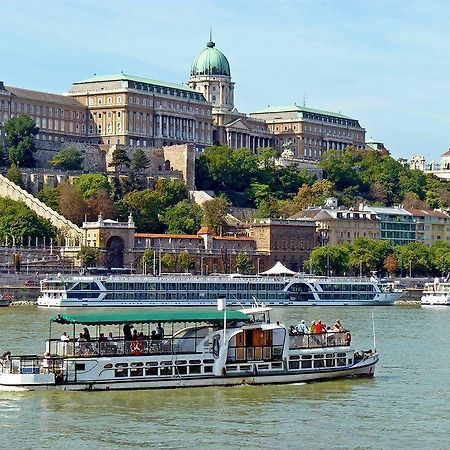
303,92,306,106
209,27,212,42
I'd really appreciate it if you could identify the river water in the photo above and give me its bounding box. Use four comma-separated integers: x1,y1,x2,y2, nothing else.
0,303,448,449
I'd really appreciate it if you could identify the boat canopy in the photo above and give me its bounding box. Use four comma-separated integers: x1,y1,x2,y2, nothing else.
260,261,297,276
51,310,250,326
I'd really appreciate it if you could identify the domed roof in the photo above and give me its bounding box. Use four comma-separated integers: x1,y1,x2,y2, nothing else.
191,41,231,77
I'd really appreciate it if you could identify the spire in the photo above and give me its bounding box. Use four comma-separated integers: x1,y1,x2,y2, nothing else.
207,27,215,48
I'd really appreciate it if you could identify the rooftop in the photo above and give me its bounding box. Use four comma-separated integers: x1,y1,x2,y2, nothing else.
4,86,83,108
250,104,353,120
73,73,198,94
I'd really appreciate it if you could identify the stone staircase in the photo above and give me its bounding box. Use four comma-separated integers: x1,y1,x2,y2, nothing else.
190,190,241,225
0,174,83,238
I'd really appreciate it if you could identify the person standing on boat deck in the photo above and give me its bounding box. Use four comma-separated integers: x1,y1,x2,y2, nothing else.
123,324,133,340
296,320,309,335
60,332,69,342
81,327,91,341
155,323,164,340
309,321,317,334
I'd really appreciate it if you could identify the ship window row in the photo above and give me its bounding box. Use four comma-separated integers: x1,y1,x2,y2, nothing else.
103,292,289,301
112,359,214,378
103,282,286,291
288,353,349,369
319,284,375,292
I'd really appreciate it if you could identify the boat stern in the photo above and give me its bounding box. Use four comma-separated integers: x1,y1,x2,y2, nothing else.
0,372,55,390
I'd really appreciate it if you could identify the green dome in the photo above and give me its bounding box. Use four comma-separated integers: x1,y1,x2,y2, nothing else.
190,41,231,77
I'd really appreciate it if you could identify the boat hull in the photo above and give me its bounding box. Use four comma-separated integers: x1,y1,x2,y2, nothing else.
0,356,377,391
37,294,401,308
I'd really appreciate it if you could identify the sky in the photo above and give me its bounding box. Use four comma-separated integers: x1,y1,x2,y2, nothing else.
2,0,450,161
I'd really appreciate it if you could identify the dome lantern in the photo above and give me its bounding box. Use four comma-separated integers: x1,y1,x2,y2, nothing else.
190,40,231,77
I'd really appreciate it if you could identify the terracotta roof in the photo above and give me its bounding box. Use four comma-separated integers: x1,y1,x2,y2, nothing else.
442,149,450,157
5,86,83,108
135,233,201,240
405,208,450,219
214,236,254,241
197,226,213,235
290,209,321,220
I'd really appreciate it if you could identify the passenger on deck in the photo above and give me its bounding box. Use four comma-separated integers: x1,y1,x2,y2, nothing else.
289,325,297,335
123,324,133,341
41,352,52,373
150,330,157,340
99,333,107,342
132,329,138,340
296,320,309,335
315,320,326,334
107,332,114,342
60,332,70,341
155,323,164,340
334,319,344,332
309,321,317,334
81,327,91,341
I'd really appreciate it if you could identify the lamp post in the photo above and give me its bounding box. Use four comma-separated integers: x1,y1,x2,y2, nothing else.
359,260,363,278
257,257,260,275
409,260,412,278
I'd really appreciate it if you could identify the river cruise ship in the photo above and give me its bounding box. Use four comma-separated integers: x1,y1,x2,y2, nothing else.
0,307,378,391
421,279,450,306
37,274,403,307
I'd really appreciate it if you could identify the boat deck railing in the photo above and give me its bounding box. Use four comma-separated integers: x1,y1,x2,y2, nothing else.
0,355,65,375
46,336,208,359
289,331,350,349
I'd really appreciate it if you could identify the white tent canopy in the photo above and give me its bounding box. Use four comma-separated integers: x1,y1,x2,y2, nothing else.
260,261,297,276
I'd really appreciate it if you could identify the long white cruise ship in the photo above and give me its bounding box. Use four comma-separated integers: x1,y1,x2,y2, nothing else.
37,272,403,307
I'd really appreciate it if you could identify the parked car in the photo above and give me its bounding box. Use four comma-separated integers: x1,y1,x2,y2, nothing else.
24,279,39,286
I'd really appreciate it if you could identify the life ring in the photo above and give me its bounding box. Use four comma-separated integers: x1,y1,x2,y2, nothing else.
345,332,352,346
130,340,144,355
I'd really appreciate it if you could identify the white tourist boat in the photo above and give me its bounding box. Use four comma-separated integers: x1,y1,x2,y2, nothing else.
421,278,450,306
0,305,378,391
37,272,403,308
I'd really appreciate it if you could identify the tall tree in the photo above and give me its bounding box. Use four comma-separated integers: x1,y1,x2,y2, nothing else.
5,163,24,188
58,184,89,225
77,246,101,268
37,185,61,211
73,173,112,200
161,199,203,234
235,252,254,274
131,149,151,172
202,197,229,234
161,253,176,271
51,146,83,170
178,251,195,273
109,147,130,172
87,189,117,220
3,114,39,167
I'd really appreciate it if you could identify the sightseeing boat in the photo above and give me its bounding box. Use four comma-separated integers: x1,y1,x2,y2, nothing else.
0,306,378,391
421,279,450,306
37,272,403,307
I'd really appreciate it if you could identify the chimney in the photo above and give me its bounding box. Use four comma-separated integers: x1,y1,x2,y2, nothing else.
0,81,5,91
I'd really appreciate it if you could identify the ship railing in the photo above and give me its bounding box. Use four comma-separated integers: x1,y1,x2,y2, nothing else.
289,331,350,349
0,355,65,375
46,336,207,358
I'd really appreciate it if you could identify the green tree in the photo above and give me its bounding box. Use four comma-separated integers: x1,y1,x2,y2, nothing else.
5,163,24,188
202,197,229,234
161,199,203,234
37,185,61,211
161,253,176,271
73,173,111,200
178,250,195,272
383,254,399,277
117,189,164,232
235,252,254,274
430,241,450,276
394,242,432,277
51,146,83,170
131,149,150,172
306,245,350,276
153,178,188,208
3,114,39,167
0,197,56,242
109,147,130,172
77,246,101,268
140,249,155,273
58,184,89,225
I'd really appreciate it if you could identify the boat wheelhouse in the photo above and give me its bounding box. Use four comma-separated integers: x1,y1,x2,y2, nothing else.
37,273,403,307
421,280,450,306
0,308,378,391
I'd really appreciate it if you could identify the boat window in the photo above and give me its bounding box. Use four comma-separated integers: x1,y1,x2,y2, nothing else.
130,368,143,377
348,358,353,365
130,362,144,367
160,366,172,376
145,367,158,376
175,360,187,365
271,362,282,369
75,363,86,371
175,366,187,375
289,355,300,360
289,361,300,370
103,363,113,369
115,369,128,377
301,360,312,369
313,354,325,368
189,365,201,374
189,359,201,364
115,363,128,368
337,353,346,366
204,366,213,373
146,361,158,367
203,359,214,364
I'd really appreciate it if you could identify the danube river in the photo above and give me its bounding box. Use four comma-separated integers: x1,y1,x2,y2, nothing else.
0,303,448,449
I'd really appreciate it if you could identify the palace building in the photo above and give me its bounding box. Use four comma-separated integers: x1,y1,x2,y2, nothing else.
0,37,365,161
